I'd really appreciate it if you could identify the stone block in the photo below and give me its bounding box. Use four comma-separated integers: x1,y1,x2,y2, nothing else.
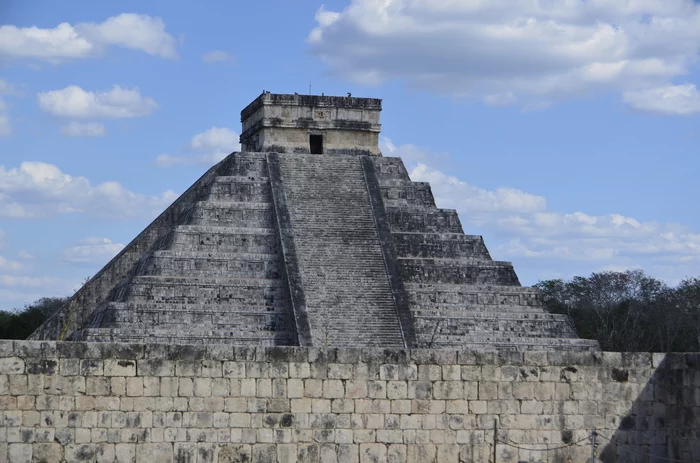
0,357,24,375
104,360,136,377
360,443,386,463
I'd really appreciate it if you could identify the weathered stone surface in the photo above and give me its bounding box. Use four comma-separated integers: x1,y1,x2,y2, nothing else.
28,93,596,352
0,341,694,463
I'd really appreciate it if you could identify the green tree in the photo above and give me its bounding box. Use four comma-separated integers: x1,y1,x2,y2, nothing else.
0,297,68,340
536,270,700,352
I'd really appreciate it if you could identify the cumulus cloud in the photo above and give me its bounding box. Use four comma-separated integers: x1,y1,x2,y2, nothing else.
60,121,106,137
16,250,33,260
155,127,240,168
0,161,178,219
38,85,157,119
62,237,125,264
0,256,23,272
0,97,10,136
0,79,18,95
0,13,178,62
623,83,700,115
309,1,700,109
383,138,700,284
201,50,233,63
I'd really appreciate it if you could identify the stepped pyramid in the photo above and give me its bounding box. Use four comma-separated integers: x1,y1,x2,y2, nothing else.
31,93,598,351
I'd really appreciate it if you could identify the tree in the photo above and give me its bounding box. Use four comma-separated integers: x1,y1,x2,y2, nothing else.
536,271,700,352
0,297,68,340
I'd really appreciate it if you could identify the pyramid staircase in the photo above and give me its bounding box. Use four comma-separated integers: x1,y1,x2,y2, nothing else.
370,156,599,351
33,151,598,351
74,153,296,346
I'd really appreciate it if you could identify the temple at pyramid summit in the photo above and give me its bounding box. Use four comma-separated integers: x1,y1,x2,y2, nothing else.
31,92,598,351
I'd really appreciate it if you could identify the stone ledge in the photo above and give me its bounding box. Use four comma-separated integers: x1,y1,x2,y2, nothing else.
0,341,684,369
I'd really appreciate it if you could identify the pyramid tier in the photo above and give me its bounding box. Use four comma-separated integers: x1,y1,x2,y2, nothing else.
386,206,464,233
143,251,281,279
392,232,491,260
398,257,520,286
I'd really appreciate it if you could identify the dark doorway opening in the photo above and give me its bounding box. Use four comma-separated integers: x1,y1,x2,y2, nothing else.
310,135,323,154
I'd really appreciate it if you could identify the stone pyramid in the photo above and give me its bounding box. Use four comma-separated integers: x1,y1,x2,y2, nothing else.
31,93,598,351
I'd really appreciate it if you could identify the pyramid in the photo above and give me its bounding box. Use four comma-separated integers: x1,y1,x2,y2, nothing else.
31,93,598,351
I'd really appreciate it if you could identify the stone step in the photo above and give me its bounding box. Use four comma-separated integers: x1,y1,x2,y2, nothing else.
79,327,293,346
392,232,492,260
405,283,541,306
208,177,272,202
409,303,547,313
381,182,436,207
223,153,269,177
278,153,406,348
386,207,464,233
114,275,287,306
144,250,281,279
398,258,520,285
169,225,279,254
424,333,593,345
413,317,577,338
424,337,600,351
189,201,274,227
99,301,288,313
412,309,562,320
370,157,411,182
100,310,290,329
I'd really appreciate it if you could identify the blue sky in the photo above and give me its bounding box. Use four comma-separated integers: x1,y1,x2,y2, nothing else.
1,0,699,310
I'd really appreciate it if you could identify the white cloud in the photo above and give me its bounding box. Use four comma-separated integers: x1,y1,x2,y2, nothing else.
17,250,33,260
155,127,240,168
622,83,700,115
60,121,106,137
190,127,239,152
0,256,23,272
0,79,18,95
0,161,178,219
62,237,125,264
309,1,700,108
202,50,233,63
383,137,700,284
0,97,10,136
38,85,157,119
0,13,178,63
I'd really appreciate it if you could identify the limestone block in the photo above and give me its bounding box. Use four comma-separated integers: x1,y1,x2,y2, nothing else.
223,362,246,378
291,398,312,413
407,443,436,463
135,443,173,463
104,360,136,377
32,443,62,462
127,378,144,397
337,444,359,463
391,400,412,414
290,362,311,378
178,378,194,397
194,378,212,397
407,381,430,400
0,358,24,375
200,360,222,378
298,443,320,463
360,443,387,463
211,378,230,397
367,381,386,399
433,382,462,400
312,400,331,414
324,380,345,399
305,379,323,398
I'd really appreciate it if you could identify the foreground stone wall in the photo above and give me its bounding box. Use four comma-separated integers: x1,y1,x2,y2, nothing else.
0,341,697,462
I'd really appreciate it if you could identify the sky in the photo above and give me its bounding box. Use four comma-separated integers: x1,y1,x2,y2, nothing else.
1,0,699,310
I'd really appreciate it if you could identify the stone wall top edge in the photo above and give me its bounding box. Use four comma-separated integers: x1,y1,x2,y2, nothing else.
241,93,382,121
2,340,693,368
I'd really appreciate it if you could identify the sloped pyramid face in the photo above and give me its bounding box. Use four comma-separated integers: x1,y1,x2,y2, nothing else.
31,151,598,351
